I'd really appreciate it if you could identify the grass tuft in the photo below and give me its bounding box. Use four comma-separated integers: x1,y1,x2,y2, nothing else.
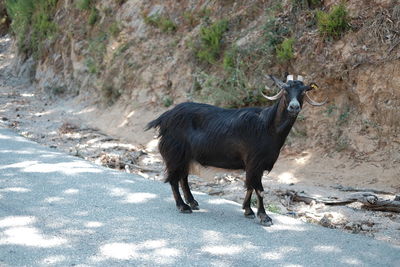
195,19,229,64
316,3,349,39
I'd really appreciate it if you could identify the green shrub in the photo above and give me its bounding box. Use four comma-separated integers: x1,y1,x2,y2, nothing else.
195,19,228,64
85,58,98,74
88,8,99,25
143,13,177,33
193,65,260,108
77,0,92,10
6,0,58,57
276,37,295,62
162,96,174,107
222,49,235,70
316,3,349,39
109,21,120,37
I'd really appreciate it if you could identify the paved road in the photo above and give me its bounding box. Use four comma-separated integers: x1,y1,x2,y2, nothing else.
0,127,399,267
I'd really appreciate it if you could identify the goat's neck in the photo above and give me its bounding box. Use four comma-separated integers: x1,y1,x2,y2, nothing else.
273,96,297,136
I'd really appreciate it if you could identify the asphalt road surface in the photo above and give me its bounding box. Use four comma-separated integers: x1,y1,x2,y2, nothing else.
0,127,399,266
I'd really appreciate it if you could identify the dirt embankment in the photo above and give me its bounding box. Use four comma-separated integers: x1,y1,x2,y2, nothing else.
1,0,399,245
9,0,398,160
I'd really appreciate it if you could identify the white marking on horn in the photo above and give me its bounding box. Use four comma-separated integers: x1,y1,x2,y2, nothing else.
286,75,294,82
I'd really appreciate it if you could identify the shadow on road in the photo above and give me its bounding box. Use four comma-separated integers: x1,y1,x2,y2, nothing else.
0,128,399,266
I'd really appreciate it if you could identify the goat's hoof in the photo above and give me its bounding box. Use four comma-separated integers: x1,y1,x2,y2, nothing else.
178,204,192,213
244,208,255,219
189,200,199,210
258,214,273,227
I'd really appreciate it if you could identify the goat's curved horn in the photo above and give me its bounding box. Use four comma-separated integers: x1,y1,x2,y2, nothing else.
266,75,287,89
305,91,327,106
262,87,284,100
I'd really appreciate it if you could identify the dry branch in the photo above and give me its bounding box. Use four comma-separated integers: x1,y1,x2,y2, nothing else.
282,190,400,213
332,185,395,195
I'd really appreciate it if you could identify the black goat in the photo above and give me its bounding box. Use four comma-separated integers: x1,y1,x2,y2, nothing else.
146,75,326,226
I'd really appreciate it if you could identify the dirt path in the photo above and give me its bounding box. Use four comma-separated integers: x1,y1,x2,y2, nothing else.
1,36,399,246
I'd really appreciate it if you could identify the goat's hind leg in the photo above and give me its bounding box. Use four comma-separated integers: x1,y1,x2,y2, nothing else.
167,170,192,213
180,176,199,210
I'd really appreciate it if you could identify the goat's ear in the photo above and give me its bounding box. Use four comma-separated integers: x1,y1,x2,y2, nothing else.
267,75,286,89
307,82,319,91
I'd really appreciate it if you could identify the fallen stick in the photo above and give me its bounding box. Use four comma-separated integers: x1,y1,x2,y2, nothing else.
332,185,395,195
283,190,400,213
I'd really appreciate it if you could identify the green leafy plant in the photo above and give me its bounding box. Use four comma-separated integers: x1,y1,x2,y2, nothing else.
267,204,280,214
162,96,174,107
143,13,177,33
222,46,238,70
109,21,120,37
195,19,229,64
276,37,295,62
263,4,288,52
316,3,349,39
88,8,99,25
338,109,350,126
77,0,92,10
6,0,58,57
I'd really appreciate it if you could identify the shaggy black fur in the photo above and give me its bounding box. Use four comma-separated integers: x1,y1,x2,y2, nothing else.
146,80,309,225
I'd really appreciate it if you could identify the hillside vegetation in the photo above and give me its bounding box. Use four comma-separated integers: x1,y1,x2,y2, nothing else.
3,0,400,162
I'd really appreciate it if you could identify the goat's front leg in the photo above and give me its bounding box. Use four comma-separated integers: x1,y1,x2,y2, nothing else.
254,187,273,226
246,170,273,226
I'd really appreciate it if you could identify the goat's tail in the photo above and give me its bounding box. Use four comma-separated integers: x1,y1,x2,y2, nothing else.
145,116,162,131
145,109,173,133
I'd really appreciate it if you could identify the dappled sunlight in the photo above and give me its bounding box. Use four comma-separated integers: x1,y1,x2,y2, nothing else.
145,138,159,152
202,230,224,242
340,256,363,265
34,110,53,117
294,153,312,166
0,187,30,193
40,255,67,265
0,216,36,227
118,110,136,128
0,149,36,155
20,93,34,98
201,245,243,255
313,245,342,253
93,239,181,264
109,187,158,204
0,160,103,175
0,217,68,247
61,228,96,236
43,196,65,204
63,188,79,195
208,198,240,206
84,221,103,228
262,246,301,260
263,216,307,232
0,132,31,143
124,192,157,203
277,171,298,184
